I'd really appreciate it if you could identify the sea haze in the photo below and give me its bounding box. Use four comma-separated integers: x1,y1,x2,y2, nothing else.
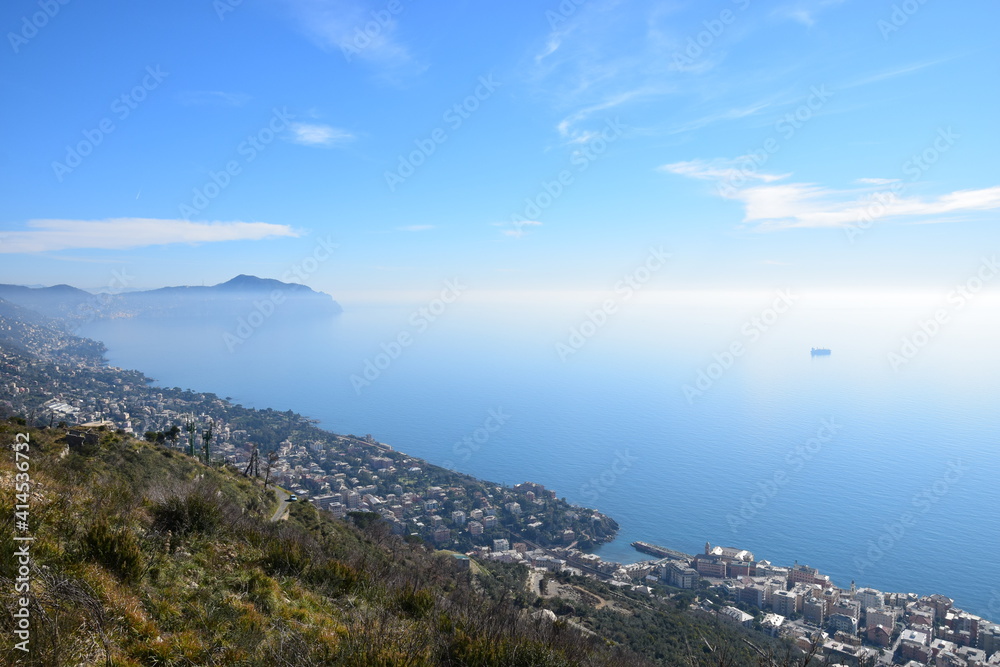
78,289,1000,621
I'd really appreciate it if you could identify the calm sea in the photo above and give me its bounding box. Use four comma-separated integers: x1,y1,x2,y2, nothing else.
79,289,1000,621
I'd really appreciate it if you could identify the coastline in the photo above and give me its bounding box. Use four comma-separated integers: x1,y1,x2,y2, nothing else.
11,309,996,626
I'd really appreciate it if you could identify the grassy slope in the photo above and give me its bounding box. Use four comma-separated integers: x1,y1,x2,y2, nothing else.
1,422,812,667
0,423,649,667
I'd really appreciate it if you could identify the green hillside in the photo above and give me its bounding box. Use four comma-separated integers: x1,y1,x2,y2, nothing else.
0,422,811,666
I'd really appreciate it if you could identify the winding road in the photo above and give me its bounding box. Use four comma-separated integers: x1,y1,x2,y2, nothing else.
269,487,291,522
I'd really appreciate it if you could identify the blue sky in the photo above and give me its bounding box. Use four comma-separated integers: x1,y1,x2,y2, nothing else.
1,0,998,299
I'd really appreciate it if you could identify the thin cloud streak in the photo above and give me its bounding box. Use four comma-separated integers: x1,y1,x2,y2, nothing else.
0,219,300,253
289,122,355,147
282,0,426,80
662,162,1000,231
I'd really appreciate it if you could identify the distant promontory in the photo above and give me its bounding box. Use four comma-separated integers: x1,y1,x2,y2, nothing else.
0,274,343,322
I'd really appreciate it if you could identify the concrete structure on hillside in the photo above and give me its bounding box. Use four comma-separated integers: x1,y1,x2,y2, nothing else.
828,613,859,635
720,606,754,628
773,589,803,617
664,561,698,589
761,613,786,637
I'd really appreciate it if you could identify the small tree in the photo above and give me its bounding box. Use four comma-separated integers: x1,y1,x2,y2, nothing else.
168,424,181,449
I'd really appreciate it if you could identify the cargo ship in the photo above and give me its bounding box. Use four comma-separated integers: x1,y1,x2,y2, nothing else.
811,348,831,356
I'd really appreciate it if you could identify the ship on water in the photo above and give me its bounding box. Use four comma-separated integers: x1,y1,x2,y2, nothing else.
811,347,831,356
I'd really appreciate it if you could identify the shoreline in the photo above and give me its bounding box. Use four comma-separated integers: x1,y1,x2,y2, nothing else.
60,318,999,625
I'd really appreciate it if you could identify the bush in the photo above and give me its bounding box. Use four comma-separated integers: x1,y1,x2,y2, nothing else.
306,558,360,596
397,587,435,619
83,519,144,582
151,490,220,536
260,535,312,576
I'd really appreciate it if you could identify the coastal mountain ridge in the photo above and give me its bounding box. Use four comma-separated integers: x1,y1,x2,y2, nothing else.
0,274,342,322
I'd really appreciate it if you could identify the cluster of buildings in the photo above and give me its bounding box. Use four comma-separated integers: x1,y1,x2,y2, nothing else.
306,474,598,552
465,533,1000,667
656,543,1000,667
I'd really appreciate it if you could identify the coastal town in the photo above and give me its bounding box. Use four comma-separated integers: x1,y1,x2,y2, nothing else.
0,300,619,553
2,301,998,666
479,539,1000,667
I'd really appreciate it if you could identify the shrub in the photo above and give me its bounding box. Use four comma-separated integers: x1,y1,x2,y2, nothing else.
397,587,435,619
261,535,312,576
82,519,144,582
151,490,220,536
306,559,360,596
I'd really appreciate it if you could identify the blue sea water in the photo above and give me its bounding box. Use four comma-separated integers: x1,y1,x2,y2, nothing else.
78,290,1000,621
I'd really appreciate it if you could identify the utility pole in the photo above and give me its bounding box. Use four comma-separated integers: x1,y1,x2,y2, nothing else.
263,450,279,488
203,422,213,465
186,420,196,457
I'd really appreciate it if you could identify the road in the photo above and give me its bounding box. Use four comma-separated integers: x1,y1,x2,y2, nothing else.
270,487,291,522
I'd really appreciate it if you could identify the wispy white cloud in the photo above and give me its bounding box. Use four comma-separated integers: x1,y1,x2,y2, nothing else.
530,0,678,139
772,0,847,27
0,219,299,253
843,57,957,89
662,162,1000,230
282,0,425,80
738,183,1000,230
659,157,788,184
664,101,773,135
176,90,252,107
856,177,900,185
556,87,661,139
493,220,542,239
531,1,779,142
289,122,355,147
